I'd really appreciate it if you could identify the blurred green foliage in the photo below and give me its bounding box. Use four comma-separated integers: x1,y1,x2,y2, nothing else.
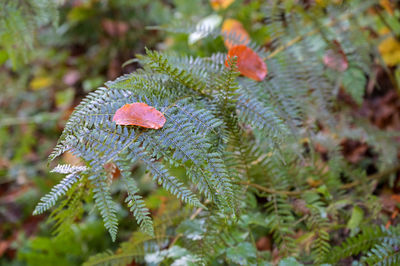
0,0,174,264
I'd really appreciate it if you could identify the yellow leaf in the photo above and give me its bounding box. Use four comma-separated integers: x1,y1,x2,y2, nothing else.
379,37,400,66
315,0,327,7
306,178,322,188
210,0,234,11
30,76,53,90
221,19,249,49
300,137,310,144
380,0,394,15
316,0,342,6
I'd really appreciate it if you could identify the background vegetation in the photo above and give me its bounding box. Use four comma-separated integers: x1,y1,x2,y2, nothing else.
1,0,400,265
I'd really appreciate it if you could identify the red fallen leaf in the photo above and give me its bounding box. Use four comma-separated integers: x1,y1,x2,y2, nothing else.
225,45,268,81
323,41,348,72
391,194,400,204
113,103,166,129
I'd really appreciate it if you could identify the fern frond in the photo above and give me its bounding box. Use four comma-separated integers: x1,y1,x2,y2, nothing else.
117,161,154,236
265,194,296,255
327,225,400,264
145,48,208,96
163,52,226,75
170,102,223,136
307,200,331,264
50,164,87,174
362,244,400,266
48,176,89,237
33,165,87,215
237,87,290,145
91,172,119,241
83,250,119,266
131,140,203,208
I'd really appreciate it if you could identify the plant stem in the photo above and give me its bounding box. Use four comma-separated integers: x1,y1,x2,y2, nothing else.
237,181,307,196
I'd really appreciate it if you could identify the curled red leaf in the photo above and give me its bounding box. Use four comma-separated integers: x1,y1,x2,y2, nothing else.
112,103,166,129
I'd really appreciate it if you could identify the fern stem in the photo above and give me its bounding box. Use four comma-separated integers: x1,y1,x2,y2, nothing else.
340,163,400,190
237,181,310,196
240,162,400,195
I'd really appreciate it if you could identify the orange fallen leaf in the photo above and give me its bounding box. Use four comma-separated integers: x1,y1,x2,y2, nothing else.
391,194,400,203
225,45,268,81
221,19,250,49
113,103,166,129
210,0,234,10
386,208,399,229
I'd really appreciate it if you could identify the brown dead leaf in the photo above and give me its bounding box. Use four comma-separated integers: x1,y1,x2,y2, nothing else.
314,142,328,161
360,90,400,130
340,139,369,164
107,58,122,80
0,185,31,204
292,199,310,215
0,231,17,257
381,193,397,212
256,236,272,251
101,19,129,37
104,162,121,180
62,151,85,166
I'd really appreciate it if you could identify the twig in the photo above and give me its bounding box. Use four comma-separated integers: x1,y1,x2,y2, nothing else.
0,112,60,127
368,164,400,180
237,181,310,196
